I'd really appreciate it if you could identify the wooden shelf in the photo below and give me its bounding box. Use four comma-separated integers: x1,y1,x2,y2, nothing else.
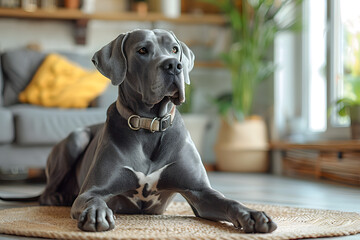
0,8,82,20
271,140,360,151
0,7,227,60
0,8,227,25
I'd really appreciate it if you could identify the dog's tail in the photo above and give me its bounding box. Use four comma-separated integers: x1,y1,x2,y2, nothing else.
0,195,40,202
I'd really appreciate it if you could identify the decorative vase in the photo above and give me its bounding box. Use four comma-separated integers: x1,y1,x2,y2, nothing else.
131,0,148,15
41,0,57,11
161,0,181,18
214,117,269,172
64,0,80,9
81,0,95,13
22,0,37,12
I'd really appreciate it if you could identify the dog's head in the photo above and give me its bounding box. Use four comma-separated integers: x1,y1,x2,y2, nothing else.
92,29,194,107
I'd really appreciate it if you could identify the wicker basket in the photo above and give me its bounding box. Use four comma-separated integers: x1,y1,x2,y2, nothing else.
215,118,269,172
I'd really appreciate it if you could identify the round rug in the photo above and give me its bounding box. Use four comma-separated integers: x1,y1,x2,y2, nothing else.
0,202,359,240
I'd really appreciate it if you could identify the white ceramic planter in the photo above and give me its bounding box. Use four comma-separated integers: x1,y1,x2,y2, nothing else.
182,114,208,157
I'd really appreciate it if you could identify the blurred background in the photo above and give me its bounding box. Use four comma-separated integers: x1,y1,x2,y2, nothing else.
0,0,359,189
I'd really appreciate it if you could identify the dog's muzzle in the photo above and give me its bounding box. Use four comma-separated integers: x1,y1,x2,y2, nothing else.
161,58,183,76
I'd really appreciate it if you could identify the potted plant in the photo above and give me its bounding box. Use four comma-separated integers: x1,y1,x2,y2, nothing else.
334,31,360,139
336,78,360,139
204,0,302,172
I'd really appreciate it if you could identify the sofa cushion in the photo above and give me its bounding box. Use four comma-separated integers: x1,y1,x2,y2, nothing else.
2,49,46,106
60,52,94,70
10,104,107,145
18,54,109,108
1,49,96,107
0,144,52,170
0,108,14,143
94,85,118,108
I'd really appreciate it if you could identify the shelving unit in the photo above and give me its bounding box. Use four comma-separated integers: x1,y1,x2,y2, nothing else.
0,7,227,68
0,8,226,24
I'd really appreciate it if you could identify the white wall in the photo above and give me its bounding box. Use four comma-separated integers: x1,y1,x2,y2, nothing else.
0,18,152,53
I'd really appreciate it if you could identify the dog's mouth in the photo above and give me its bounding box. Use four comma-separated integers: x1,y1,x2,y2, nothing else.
170,92,179,104
168,91,185,106
146,81,185,107
171,92,179,99
146,92,182,108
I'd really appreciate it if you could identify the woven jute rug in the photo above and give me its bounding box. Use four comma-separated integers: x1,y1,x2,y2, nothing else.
0,202,359,240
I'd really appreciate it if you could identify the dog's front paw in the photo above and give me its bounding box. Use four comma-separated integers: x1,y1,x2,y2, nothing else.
228,204,277,233
77,206,115,232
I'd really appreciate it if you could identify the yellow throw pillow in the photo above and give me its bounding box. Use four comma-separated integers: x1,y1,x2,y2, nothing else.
19,54,109,108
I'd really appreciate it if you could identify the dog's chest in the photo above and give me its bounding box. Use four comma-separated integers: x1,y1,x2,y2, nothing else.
124,164,169,209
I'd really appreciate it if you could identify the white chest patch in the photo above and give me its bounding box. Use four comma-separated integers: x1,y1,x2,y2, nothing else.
124,164,169,209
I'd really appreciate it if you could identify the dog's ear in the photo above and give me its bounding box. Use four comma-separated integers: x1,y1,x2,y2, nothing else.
179,41,195,85
92,33,129,86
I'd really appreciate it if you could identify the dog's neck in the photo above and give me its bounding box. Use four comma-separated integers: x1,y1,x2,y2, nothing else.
118,85,173,118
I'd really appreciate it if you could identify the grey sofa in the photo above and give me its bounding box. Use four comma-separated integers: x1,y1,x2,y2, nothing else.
0,48,117,180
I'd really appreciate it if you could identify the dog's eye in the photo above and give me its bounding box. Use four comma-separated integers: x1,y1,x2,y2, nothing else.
137,47,148,55
172,46,179,54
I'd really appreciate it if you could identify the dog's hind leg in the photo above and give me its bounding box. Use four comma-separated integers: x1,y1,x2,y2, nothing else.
39,127,92,206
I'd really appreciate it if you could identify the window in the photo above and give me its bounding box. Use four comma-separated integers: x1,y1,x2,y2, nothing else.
304,0,360,138
304,0,327,132
331,0,360,126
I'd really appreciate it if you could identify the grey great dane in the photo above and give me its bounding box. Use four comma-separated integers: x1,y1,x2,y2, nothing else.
38,29,277,233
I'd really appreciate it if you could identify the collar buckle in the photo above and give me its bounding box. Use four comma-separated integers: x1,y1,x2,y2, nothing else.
159,114,172,132
128,115,141,130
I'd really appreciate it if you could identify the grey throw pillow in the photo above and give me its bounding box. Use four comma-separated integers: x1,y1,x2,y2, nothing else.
1,49,46,106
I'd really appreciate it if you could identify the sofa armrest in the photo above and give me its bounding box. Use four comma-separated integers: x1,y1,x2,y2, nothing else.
92,85,118,108
0,108,14,143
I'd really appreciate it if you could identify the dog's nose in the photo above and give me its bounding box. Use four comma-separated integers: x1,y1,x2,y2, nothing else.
162,59,183,75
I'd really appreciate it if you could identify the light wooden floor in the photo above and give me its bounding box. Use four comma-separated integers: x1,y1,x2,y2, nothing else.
1,173,360,240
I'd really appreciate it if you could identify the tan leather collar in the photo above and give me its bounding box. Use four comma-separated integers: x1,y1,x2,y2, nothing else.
116,99,176,133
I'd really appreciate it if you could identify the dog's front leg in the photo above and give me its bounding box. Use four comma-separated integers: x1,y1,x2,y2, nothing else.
71,192,115,232
161,155,277,233
71,157,138,232
181,187,277,233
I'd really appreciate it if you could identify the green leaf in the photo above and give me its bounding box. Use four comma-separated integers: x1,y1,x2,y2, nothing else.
338,106,348,117
336,97,355,106
334,97,356,117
